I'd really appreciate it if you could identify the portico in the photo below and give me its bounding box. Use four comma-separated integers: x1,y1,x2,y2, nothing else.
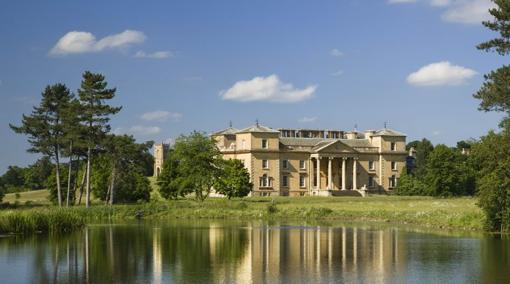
311,154,359,195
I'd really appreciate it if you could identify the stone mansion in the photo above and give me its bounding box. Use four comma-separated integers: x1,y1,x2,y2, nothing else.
154,124,407,197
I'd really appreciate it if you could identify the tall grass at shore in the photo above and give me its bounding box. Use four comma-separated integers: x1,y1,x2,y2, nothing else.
0,209,86,234
0,195,485,234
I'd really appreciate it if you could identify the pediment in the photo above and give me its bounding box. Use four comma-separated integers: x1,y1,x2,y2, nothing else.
313,140,357,153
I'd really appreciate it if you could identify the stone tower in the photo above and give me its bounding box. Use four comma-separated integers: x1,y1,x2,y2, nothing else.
153,143,169,177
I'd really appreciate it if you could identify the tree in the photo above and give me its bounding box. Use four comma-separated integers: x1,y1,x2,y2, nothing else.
424,145,475,197
78,71,121,208
10,83,72,206
171,131,222,201
1,166,26,192
158,149,182,199
475,1,510,132
395,166,428,196
470,131,510,231
406,138,434,178
24,157,53,190
214,159,252,199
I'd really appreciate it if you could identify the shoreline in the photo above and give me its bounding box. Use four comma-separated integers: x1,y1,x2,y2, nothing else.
0,196,485,234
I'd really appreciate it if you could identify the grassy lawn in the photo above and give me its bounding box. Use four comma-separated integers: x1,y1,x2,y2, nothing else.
3,190,51,205
1,187,484,232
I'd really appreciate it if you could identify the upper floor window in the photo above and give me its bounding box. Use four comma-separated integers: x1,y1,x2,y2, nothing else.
241,139,246,149
262,139,268,149
368,161,375,171
299,160,306,170
282,159,289,169
390,142,396,151
262,160,269,169
391,161,397,171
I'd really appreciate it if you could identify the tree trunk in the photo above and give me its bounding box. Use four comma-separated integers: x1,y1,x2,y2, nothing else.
109,166,116,206
85,146,91,208
55,146,62,207
78,163,86,205
66,140,73,207
72,156,81,205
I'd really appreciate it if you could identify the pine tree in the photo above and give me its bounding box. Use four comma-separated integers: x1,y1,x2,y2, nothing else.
10,83,72,206
78,71,121,208
474,1,510,132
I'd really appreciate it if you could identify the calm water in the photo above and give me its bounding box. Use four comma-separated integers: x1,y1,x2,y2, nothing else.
0,220,509,284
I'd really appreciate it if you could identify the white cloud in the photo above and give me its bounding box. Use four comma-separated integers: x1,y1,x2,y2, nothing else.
430,0,451,7
388,0,417,4
298,117,318,123
441,0,495,24
432,130,441,136
220,75,316,103
134,50,173,59
331,70,344,77
407,61,477,86
50,30,145,55
330,49,344,57
128,125,161,136
141,111,182,122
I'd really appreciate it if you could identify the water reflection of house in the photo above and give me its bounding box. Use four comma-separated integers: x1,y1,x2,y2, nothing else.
242,225,407,283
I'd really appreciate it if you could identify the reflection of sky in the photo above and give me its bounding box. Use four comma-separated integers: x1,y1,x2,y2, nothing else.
0,222,503,283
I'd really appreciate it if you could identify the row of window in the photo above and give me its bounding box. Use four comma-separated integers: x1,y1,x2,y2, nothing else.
247,139,399,151
262,159,398,171
262,174,397,189
281,174,307,188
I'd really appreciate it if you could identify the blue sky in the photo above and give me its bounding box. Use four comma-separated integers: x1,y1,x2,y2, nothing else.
0,0,504,172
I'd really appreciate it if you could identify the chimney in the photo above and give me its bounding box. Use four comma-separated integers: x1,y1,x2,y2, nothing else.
364,130,375,141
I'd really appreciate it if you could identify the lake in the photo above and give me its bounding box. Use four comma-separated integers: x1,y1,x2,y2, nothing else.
0,220,509,283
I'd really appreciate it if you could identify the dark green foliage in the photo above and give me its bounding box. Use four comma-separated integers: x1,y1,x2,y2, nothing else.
423,145,475,197
10,83,74,206
162,131,223,201
91,136,152,204
475,1,510,132
47,166,74,205
1,166,26,192
407,138,434,178
78,71,121,207
395,166,428,196
477,0,510,55
470,131,510,231
214,159,252,199
24,157,53,190
158,149,182,199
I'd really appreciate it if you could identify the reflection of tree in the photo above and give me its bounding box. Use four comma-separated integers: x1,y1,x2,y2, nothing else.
480,235,510,283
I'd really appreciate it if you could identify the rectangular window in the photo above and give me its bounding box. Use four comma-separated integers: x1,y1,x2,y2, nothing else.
299,174,306,188
391,142,396,151
262,139,268,149
368,161,375,171
282,175,289,187
260,175,271,187
368,176,375,187
282,159,289,169
389,175,396,188
391,161,397,171
262,160,269,169
299,160,306,170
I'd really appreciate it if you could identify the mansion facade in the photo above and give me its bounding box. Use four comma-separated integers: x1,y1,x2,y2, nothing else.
154,124,407,197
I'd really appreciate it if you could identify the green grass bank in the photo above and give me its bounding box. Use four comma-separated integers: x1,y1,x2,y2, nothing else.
0,195,484,234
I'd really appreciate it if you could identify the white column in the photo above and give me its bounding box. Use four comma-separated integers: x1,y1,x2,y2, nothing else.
353,158,358,190
316,157,321,190
341,158,346,191
327,157,332,190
